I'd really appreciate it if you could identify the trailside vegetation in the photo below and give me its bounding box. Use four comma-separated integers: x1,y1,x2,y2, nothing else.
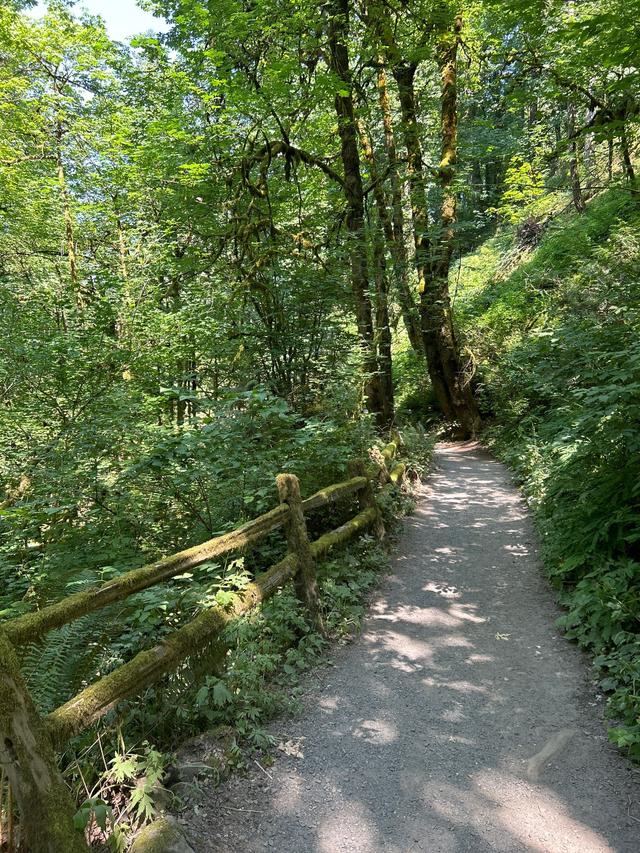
457,188,640,759
0,0,638,846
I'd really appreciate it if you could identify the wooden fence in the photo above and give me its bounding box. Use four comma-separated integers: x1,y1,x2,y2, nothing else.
0,443,406,852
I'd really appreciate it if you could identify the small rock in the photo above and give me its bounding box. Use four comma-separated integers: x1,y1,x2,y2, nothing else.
165,762,215,786
130,816,195,853
165,726,238,788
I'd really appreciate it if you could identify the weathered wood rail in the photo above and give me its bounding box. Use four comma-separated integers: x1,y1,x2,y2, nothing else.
0,442,406,852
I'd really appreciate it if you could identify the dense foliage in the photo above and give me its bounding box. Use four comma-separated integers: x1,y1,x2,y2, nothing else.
457,188,640,757
0,0,639,845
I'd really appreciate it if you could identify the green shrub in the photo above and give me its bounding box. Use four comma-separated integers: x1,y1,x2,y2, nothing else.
459,187,640,759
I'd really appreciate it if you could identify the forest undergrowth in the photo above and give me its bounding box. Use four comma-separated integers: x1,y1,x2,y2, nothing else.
16,423,433,848
457,186,640,760
1,0,639,847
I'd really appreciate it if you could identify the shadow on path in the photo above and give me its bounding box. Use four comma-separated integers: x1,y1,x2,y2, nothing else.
187,443,640,852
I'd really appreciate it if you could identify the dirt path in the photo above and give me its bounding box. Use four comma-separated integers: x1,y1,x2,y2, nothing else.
185,443,639,852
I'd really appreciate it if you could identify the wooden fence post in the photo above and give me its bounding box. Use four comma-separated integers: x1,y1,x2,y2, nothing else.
276,474,324,634
348,459,385,540
0,629,87,853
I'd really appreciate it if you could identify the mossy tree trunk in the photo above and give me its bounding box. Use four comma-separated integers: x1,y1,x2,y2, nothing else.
0,630,87,853
392,60,457,421
425,16,482,437
326,0,391,429
376,66,423,356
365,1,481,435
357,122,395,429
567,102,586,213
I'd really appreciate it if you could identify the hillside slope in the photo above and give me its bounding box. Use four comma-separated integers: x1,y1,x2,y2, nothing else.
457,188,640,759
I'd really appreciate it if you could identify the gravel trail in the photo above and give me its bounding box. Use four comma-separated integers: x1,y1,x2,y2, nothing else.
185,442,640,852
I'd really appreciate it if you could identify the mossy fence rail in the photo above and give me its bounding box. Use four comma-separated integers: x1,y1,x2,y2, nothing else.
0,443,406,852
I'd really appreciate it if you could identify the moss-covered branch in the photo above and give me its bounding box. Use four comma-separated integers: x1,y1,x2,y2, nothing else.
5,504,290,646
301,475,367,513
46,553,299,746
310,507,377,558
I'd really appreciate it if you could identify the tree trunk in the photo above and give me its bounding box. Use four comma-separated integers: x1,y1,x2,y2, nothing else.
607,135,614,181
583,105,596,191
0,630,87,853
376,66,423,355
55,118,80,306
393,36,480,435
392,62,454,418
567,103,586,213
357,120,396,428
620,125,637,184
426,16,482,436
113,194,129,280
326,0,388,428
363,0,480,430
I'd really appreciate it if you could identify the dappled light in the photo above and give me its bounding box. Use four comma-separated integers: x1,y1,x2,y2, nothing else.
186,444,639,851
2,0,638,846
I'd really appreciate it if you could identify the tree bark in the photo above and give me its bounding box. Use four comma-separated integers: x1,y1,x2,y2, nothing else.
361,1,480,433
567,103,586,213
392,38,480,435
583,104,597,190
326,0,388,428
392,62,454,417
55,117,80,306
376,66,423,355
371,211,396,429
0,630,87,852
424,16,481,436
357,121,395,428
620,125,637,184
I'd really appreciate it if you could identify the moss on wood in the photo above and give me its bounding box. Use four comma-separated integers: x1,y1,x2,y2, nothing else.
46,553,299,746
277,474,324,633
301,476,367,513
45,495,377,744
381,440,398,465
310,507,377,558
0,630,87,852
389,461,406,486
5,504,290,646
348,459,385,539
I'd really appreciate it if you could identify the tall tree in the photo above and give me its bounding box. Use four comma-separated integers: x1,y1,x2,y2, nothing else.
326,0,393,428
364,0,481,434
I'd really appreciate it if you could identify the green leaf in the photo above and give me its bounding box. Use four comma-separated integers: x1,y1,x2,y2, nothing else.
212,681,233,706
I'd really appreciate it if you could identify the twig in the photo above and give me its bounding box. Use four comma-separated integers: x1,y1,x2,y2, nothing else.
221,805,265,814
253,759,273,779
